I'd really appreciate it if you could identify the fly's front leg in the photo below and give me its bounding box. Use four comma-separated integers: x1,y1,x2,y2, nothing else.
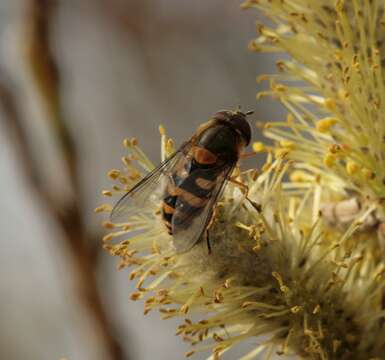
240,151,257,160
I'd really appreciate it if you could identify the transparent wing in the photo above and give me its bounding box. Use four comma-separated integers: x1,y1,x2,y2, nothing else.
171,162,235,253
110,142,190,223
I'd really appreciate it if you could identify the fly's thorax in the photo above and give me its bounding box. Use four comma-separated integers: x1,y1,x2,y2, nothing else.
212,110,252,146
196,123,241,162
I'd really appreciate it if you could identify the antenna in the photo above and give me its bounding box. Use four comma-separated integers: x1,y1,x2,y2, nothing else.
235,105,254,117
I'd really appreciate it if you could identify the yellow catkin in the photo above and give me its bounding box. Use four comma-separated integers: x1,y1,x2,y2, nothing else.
291,305,302,314
166,139,175,155
346,161,359,175
287,113,294,124
130,292,142,301
316,117,338,133
279,140,296,149
253,142,266,152
256,74,269,82
273,83,287,92
275,148,290,159
323,153,336,167
94,0,385,356
324,98,336,111
159,125,166,135
290,170,312,182
338,89,349,100
107,169,120,179
102,221,115,229
94,204,112,213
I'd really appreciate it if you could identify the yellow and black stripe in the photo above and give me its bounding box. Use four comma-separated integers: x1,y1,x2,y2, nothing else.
161,146,222,233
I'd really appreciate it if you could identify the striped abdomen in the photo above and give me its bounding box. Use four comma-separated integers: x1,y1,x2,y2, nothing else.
161,146,222,234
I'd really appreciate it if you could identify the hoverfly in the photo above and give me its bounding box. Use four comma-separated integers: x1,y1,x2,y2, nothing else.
111,109,253,253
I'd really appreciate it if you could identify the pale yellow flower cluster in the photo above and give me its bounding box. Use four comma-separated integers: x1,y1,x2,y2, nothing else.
245,0,385,203
97,1,385,359
97,134,384,359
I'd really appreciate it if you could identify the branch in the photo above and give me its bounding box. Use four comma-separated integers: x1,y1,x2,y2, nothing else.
0,1,127,359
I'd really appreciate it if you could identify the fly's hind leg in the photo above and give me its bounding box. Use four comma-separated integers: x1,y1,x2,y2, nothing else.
205,205,220,255
205,230,212,255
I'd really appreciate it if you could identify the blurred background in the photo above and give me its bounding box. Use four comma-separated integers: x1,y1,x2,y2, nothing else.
0,1,284,359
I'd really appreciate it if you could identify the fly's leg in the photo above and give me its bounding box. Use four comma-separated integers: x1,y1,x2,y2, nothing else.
229,177,249,198
229,177,262,212
205,231,212,255
240,151,257,159
205,206,220,255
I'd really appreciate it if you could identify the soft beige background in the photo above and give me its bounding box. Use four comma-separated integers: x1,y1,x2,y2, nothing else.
0,1,284,359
